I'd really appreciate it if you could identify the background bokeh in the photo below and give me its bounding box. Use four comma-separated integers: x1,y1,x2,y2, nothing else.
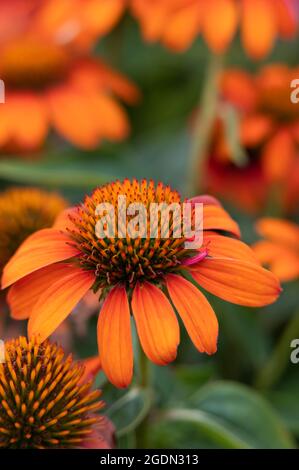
0,1,299,449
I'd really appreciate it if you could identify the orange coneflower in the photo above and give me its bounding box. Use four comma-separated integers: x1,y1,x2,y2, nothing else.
2,179,281,388
0,336,113,449
0,31,139,152
204,64,299,213
130,0,297,59
253,218,299,282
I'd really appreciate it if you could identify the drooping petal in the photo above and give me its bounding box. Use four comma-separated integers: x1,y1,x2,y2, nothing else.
7,263,72,319
273,0,297,38
2,92,48,149
191,257,282,307
131,281,180,366
241,0,277,59
48,84,101,149
97,285,133,388
163,1,203,51
28,266,95,342
93,93,130,141
202,0,239,53
131,0,168,42
203,232,259,263
256,218,299,249
203,205,240,237
2,228,80,289
261,129,295,182
79,356,102,385
166,274,218,354
253,240,299,282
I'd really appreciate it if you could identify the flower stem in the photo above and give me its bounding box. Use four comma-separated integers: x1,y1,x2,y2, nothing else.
135,347,151,448
255,309,299,390
186,53,224,197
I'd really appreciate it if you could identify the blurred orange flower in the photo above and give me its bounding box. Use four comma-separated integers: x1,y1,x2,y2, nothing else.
0,0,126,49
130,0,297,58
2,179,281,388
0,35,139,152
253,218,299,282
0,0,138,153
205,64,299,212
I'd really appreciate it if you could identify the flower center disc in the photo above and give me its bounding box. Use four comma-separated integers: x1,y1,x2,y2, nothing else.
69,179,196,290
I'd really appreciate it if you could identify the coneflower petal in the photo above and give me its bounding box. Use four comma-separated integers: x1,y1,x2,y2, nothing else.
202,232,259,263
2,228,80,289
242,0,277,59
203,204,240,237
191,257,282,307
166,274,218,355
131,282,180,366
97,285,133,389
7,263,74,320
202,0,239,53
28,266,95,342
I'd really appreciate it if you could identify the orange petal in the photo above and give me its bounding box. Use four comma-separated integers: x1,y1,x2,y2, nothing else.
97,285,133,388
0,104,11,146
163,1,203,51
221,70,258,111
131,0,168,42
203,205,241,237
82,0,126,38
191,257,281,307
240,114,274,147
256,218,299,249
7,263,72,320
93,93,130,141
166,274,218,354
261,129,295,182
253,240,299,282
203,232,259,264
48,84,100,149
2,228,79,289
79,356,102,385
273,0,297,38
269,253,299,282
131,281,180,365
2,92,48,150
202,0,238,53
28,265,95,342
242,0,277,59
53,206,79,231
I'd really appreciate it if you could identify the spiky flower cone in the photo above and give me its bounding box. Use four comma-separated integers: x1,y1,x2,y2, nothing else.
0,337,104,448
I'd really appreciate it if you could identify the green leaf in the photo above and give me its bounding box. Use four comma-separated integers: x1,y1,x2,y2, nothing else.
149,381,295,449
106,386,153,438
189,381,295,449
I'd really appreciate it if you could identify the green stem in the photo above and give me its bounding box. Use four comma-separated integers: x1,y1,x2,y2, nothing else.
186,53,224,197
255,309,299,390
135,347,151,448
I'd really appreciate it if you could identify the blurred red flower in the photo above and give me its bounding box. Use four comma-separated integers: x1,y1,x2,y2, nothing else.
204,64,299,213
